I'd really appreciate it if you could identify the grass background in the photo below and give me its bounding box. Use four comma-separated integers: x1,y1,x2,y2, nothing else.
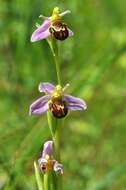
0,0,126,189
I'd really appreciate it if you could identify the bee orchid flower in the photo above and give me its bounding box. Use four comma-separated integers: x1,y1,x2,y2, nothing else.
31,7,73,42
38,141,63,174
29,82,87,119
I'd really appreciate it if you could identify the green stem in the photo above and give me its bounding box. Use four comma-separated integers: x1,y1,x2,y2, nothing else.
46,37,62,190
47,38,62,85
53,51,61,85
44,173,50,190
54,120,60,161
47,37,62,161
47,112,60,161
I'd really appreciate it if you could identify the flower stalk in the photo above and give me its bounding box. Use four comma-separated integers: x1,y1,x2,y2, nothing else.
30,6,87,190
43,173,50,190
47,36,62,160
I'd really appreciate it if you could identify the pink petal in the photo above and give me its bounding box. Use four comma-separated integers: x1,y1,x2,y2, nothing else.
31,19,51,42
29,95,50,115
31,103,49,115
53,161,64,175
39,82,55,94
42,141,53,158
64,94,87,110
68,28,74,37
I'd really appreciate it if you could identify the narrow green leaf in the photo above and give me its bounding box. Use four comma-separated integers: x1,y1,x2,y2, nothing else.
34,161,43,190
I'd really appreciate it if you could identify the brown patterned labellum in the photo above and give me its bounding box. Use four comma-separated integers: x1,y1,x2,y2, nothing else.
49,21,69,40
49,98,68,118
40,160,55,173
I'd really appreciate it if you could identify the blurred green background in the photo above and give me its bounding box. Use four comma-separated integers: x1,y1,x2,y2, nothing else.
0,0,126,189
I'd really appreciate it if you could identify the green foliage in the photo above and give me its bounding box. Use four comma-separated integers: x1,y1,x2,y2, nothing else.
0,0,126,189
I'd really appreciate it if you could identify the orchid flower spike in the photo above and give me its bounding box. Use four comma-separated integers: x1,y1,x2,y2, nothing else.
38,141,63,174
29,82,87,119
31,7,73,42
